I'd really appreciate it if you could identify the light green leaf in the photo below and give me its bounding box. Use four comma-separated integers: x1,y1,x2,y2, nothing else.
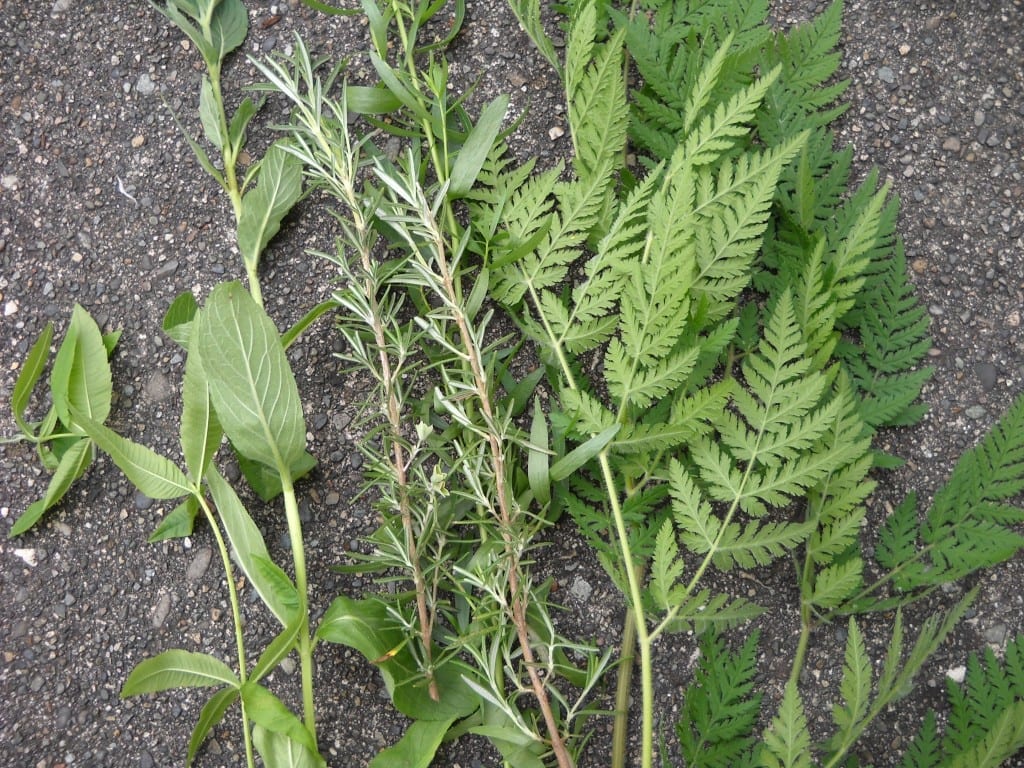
528,397,551,506
198,76,223,147
122,649,239,696
252,724,324,768
197,281,306,473
149,497,200,543
65,306,114,426
187,687,239,767
205,467,294,626
760,680,812,768
235,447,317,502
449,94,509,198
344,84,403,115
832,618,871,737
206,0,247,62
550,424,620,481
242,683,320,757
9,438,92,537
237,143,303,272
48,316,78,426
250,612,303,682
74,411,192,500
227,97,260,151
370,718,456,768
12,321,53,435
181,333,222,480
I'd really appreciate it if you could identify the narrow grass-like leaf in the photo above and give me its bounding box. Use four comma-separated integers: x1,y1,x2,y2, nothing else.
197,281,306,472
528,397,551,506
369,718,456,768
237,142,303,272
242,683,320,757
550,424,619,481
449,95,509,198
251,612,303,682
9,438,92,537
74,411,192,500
205,467,294,626
12,322,53,434
122,649,239,696
345,84,403,115
187,687,239,767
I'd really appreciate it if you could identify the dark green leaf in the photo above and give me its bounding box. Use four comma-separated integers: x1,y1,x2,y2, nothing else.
181,333,222,480
449,95,508,197
198,76,224,147
345,84,403,115
9,438,92,537
163,290,199,348
227,96,260,151
237,143,303,273
207,0,248,62
149,497,201,543
369,718,455,768
187,687,239,767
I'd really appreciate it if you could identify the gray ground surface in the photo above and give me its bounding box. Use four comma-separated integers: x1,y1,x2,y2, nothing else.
1,0,1023,766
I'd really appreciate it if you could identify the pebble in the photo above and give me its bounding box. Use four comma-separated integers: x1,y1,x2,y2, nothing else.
50,0,73,13
131,134,146,148
877,66,895,83
946,665,967,683
548,125,565,140
965,405,987,420
974,109,986,127
151,593,171,628
185,547,212,583
569,576,593,602
134,492,153,511
135,73,156,96
974,362,998,390
942,137,961,152
984,622,1008,645
324,491,340,506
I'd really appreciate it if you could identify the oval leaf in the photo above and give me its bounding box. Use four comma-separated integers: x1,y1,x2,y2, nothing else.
252,725,324,768
197,281,306,472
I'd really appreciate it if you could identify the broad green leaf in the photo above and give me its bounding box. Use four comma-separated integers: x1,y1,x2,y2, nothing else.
237,143,303,272
12,321,53,435
345,84,403,115
122,649,239,696
9,438,92,537
251,555,299,615
181,334,222,480
528,397,551,506
242,683,320,757
198,76,223,147
252,725,324,768
197,281,306,473
205,467,294,625
449,94,509,198
149,497,200,542
235,447,317,502
369,718,455,768
206,0,247,62
163,290,199,348
187,687,239,767
549,424,619,481
74,411,192,500
64,304,114,425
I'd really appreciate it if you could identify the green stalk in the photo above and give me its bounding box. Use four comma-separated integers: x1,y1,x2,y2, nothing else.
198,492,256,768
610,586,638,768
280,473,316,737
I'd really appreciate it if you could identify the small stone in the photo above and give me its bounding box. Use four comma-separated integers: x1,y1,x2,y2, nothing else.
942,137,961,152
876,66,895,84
278,656,297,675
946,665,966,684
965,405,987,420
4,300,18,316
50,0,73,13
13,548,37,567
548,125,565,141
131,134,146,148
569,576,593,602
1,175,18,191
911,258,927,274
135,73,156,96
324,491,340,506
984,622,1009,646
974,110,986,127
134,491,153,511
186,547,212,583
975,362,998,391
898,43,911,56
1008,310,1021,328
151,592,171,628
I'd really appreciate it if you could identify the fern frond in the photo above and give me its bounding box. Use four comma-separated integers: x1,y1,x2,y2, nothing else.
677,630,762,768
808,556,862,608
831,618,872,742
506,0,563,75
898,711,941,768
760,679,813,768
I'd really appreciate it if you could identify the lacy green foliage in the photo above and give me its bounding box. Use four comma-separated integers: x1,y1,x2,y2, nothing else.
872,395,1024,598
899,635,1024,768
676,631,761,768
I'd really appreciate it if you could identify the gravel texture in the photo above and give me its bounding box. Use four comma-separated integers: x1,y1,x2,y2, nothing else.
1,1,1023,767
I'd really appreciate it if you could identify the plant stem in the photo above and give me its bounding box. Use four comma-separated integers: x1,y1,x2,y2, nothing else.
280,474,316,738
611,597,638,768
198,492,256,768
